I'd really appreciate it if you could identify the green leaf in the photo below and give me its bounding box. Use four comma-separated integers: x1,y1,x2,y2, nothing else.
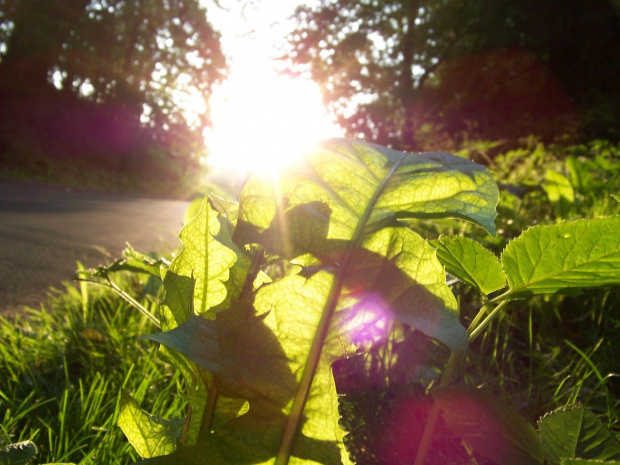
117,391,182,459
566,156,591,192
0,440,38,465
542,170,574,219
344,226,467,351
433,236,506,294
168,197,239,317
501,216,620,297
235,138,499,258
142,139,498,464
434,386,544,465
142,271,347,465
539,407,620,465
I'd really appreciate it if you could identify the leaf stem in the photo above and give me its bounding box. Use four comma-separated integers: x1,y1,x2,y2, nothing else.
413,351,461,465
78,276,161,327
467,301,509,343
414,299,509,464
201,381,218,435
465,302,491,335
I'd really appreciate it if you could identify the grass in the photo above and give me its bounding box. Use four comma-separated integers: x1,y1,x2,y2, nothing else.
0,271,187,464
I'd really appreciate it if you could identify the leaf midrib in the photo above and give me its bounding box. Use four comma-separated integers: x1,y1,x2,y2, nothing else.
275,152,411,464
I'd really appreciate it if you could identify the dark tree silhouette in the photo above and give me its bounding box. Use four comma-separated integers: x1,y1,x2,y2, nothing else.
284,0,620,149
0,0,226,188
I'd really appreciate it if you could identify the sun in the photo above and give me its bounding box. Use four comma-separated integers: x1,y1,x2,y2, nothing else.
199,0,343,181
205,68,342,179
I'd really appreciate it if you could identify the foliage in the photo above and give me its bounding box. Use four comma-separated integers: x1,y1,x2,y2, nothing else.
283,0,620,147
0,0,226,192
82,138,620,464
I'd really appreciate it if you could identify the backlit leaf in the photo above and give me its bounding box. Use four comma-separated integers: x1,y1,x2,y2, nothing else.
118,391,182,459
433,236,506,295
235,138,499,258
539,407,620,465
501,217,620,297
139,139,498,464
169,197,238,316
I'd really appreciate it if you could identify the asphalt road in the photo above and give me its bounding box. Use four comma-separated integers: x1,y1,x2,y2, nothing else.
0,181,190,315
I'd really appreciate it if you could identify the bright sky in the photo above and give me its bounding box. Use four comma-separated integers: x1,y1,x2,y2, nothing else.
200,0,343,178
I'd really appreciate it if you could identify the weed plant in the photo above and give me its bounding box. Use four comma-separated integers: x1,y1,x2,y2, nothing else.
1,139,619,465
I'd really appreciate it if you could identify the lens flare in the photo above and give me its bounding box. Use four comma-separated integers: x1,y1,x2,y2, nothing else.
338,293,394,346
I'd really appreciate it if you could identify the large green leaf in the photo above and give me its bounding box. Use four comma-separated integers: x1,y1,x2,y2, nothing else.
434,386,544,465
142,271,346,465
235,138,499,258
232,139,497,463
501,216,620,297
140,139,498,464
433,236,506,295
539,407,620,465
117,391,182,459
236,139,497,346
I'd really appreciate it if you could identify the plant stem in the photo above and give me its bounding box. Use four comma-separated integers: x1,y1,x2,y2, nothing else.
414,300,509,464
201,382,219,435
466,302,491,335
413,351,461,465
80,277,161,327
467,301,509,342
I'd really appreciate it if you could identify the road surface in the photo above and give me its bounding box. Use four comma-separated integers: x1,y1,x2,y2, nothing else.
0,181,190,315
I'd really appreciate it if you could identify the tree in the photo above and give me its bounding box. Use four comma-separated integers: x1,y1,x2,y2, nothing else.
284,0,620,149
0,0,226,183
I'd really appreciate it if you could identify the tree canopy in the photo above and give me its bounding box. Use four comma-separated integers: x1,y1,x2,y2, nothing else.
0,0,226,189
284,0,620,150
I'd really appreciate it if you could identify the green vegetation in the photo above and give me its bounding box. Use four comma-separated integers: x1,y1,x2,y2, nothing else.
2,138,620,464
0,270,186,464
